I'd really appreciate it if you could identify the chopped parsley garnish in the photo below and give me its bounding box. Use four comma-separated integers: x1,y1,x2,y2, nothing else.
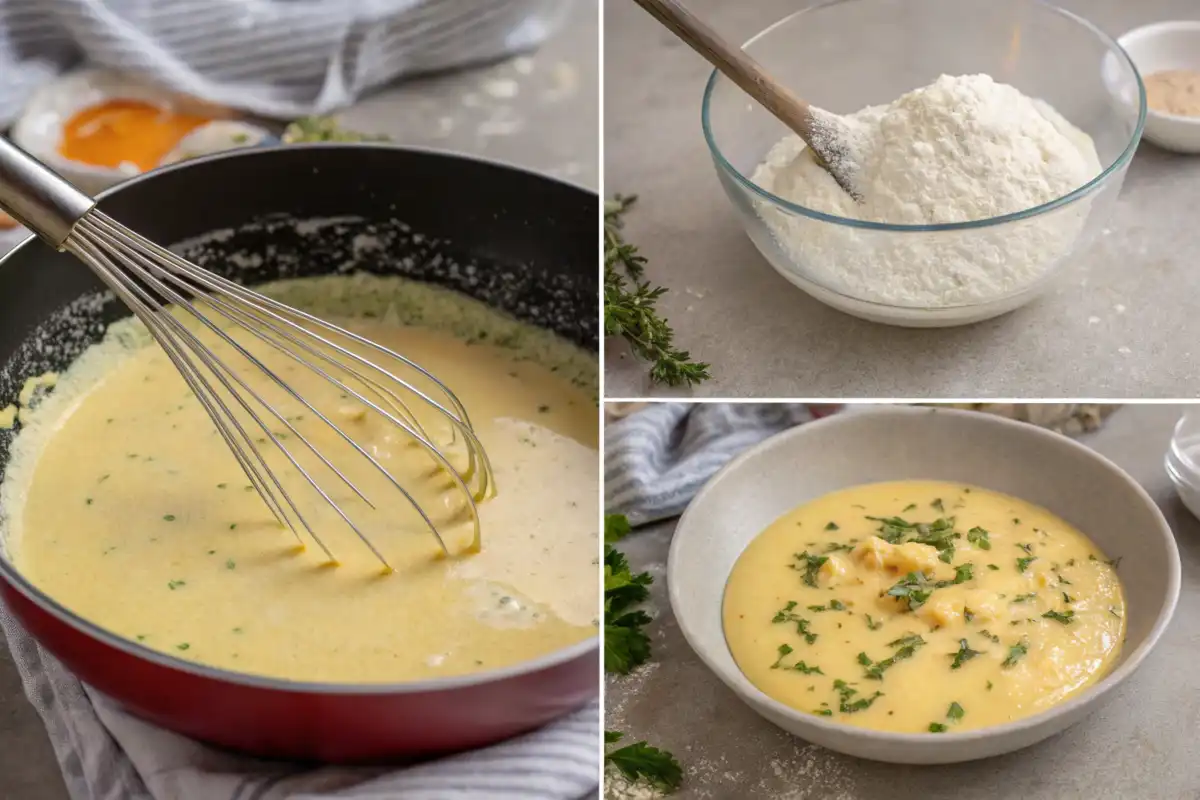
928,722,948,733
967,526,991,550
1012,593,1036,603
772,601,818,644
834,679,883,713
903,503,917,512
931,498,945,512
792,551,828,588
936,562,974,587
979,629,1000,644
808,599,846,612
604,731,683,791
947,701,965,721
163,514,176,522
773,644,824,673
225,559,236,570
864,614,883,631
949,638,983,670
814,709,833,716
825,521,840,531
1017,542,1034,554
862,634,926,680
1002,640,1028,668
885,572,933,611
1110,606,1122,619
1042,609,1075,625
1016,556,1037,573
176,643,190,651
987,563,1000,571
824,542,856,554
167,580,185,590
1062,592,1073,604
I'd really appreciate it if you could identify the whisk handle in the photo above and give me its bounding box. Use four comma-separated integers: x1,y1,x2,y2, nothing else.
0,136,95,247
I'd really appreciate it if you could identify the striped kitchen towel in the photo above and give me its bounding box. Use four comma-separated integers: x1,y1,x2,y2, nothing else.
604,404,840,527
0,606,599,800
604,403,1119,528
0,0,571,126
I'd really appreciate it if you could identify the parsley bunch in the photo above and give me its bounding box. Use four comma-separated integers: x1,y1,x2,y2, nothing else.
604,196,710,387
604,513,683,793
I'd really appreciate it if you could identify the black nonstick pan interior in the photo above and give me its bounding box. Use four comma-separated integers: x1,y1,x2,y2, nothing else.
0,143,599,483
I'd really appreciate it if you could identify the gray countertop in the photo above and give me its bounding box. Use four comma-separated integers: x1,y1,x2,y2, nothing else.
605,404,1200,799
603,0,1200,398
0,5,597,799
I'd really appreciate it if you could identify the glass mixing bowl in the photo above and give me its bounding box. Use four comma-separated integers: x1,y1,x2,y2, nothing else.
701,0,1145,328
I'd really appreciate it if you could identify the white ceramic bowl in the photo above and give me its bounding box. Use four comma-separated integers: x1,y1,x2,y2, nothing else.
1116,22,1200,153
668,407,1180,764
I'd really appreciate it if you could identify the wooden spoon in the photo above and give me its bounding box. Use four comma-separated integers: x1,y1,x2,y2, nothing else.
631,0,861,199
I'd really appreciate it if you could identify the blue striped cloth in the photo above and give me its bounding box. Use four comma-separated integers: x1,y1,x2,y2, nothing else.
604,404,836,527
0,0,570,125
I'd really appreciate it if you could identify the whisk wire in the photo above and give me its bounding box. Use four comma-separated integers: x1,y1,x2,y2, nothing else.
60,211,494,569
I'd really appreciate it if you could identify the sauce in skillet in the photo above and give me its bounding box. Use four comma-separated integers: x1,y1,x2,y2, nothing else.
1,275,599,683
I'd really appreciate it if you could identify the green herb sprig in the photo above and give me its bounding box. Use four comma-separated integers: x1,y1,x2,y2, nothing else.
604,196,709,386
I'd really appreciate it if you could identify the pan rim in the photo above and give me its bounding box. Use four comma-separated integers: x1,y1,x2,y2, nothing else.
0,141,600,697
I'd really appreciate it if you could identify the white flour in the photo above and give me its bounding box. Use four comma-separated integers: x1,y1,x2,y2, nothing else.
752,74,1104,307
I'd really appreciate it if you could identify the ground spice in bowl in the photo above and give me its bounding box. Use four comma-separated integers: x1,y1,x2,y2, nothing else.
1145,69,1200,117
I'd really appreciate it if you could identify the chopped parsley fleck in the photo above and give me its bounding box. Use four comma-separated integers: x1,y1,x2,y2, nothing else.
986,680,993,690
771,601,817,644
967,526,991,550
885,572,933,611
176,643,190,651
864,614,883,631
834,679,883,713
1062,592,1073,604
163,514,176,522
771,643,794,669
1042,609,1075,625
85,498,94,506
167,580,186,590
792,552,829,588
1002,640,1028,668
987,563,1000,571
1012,593,1036,603
902,503,917,512
928,722,948,733
862,634,926,680
808,599,846,612
217,483,227,489
949,638,983,670
824,542,856,554
225,559,236,570
1109,606,1122,619
947,701,964,721
931,498,945,512
1016,556,1037,573
825,522,840,531
814,708,833,716
979,629,1000,644
1017,542,1034,554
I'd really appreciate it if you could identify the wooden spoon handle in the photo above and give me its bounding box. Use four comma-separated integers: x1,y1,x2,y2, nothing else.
631,0,819,144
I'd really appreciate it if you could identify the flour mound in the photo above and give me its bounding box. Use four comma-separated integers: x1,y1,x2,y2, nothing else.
752,74,1104,307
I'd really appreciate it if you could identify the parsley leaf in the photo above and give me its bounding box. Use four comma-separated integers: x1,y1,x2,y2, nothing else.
771,601,817,644
1042,609,1075,625
604,517,655,674
949,638,984,670
792,551,829,587
605,732,683,791
967,526,991,550
947,701,965,721
885,572,934,611
1002,639,1029,668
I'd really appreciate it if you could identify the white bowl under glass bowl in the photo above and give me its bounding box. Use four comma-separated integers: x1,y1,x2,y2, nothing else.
702,0,1145,328
1114,21,1200,153
1166,410,1200,521
668,407,1179,764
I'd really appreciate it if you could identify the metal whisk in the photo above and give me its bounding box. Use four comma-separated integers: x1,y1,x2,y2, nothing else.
0,137,494,572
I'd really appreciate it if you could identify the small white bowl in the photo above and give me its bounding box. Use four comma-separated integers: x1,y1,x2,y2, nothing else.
1117,21,1200,153
668,407,1180,764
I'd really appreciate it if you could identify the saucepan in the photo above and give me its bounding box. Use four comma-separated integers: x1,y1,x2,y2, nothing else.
0,143,598,762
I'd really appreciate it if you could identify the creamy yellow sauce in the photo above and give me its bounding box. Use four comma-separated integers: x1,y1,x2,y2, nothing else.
2,276,599,683
723,481,1125,733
